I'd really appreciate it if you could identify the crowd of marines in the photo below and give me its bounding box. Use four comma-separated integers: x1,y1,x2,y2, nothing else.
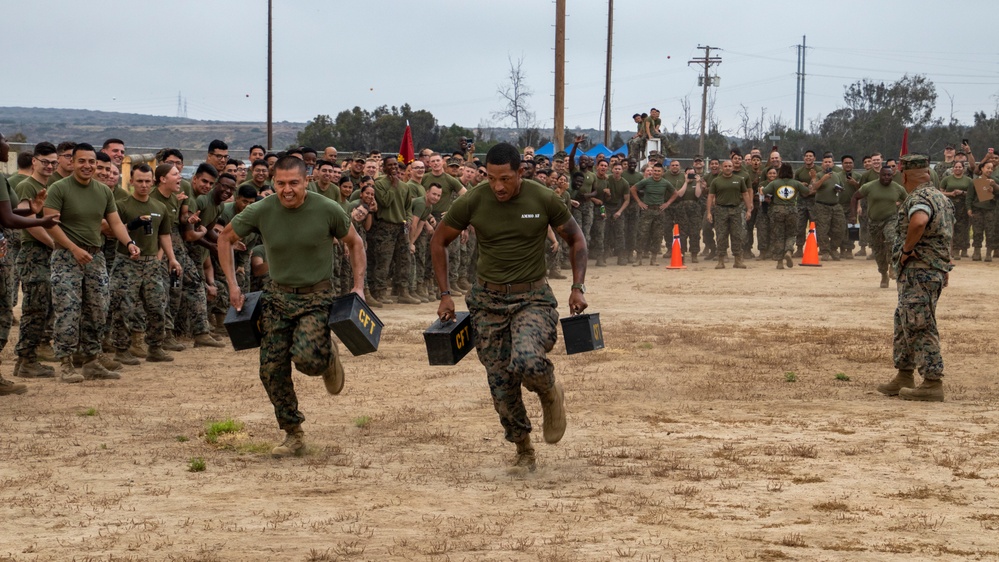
0,130,988,404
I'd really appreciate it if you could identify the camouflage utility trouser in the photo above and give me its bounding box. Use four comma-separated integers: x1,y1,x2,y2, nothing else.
812,202,845,254
15,244,52,360
768,205,797,258
673,201,701,255
701,202,716,252
175,233,210,337
796,199,814,249
603,207,626,258
858,200,871,248
951,199,969,252
893,267,945,380
50,247,108,359
970,208,997,251
6,230,20,308
467,284,559,444
259,285,337,431
0,258,12,353
713,205,745,255
636,207,666,258
589,211,606,258
624,203,640,258
368,220,409,292
870,217,898,275
111,257,167,350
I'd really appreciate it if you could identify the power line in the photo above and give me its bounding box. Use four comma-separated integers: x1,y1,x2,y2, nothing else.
688,45,721,156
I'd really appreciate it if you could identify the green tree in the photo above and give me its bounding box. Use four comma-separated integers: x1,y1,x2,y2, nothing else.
295,114,336,150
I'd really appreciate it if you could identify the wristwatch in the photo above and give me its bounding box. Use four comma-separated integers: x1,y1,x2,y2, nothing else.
571,283,586,293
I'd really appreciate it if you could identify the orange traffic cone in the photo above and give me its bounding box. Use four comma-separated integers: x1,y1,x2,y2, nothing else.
665,224,686,269
800,221,821,267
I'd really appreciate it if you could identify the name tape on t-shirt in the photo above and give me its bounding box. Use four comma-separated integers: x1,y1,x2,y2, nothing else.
521,213,541,219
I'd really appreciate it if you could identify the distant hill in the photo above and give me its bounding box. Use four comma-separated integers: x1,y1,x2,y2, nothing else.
0,106,639,156
0,107,304,154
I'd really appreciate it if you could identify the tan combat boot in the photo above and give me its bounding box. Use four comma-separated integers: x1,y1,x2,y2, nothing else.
972,248,982,261
194,332,226,348
548,268,567,279
95,352,123,372
60,358,84,384
15,358,55,378
378,289,396,304
776,257,785,270
162,335,186,352
128,332,148,359
877,369,915,396
715,255,726,269
784,250,794,269
733,254,747,269
880,272,890,289
146,347,174,362
366,290,383,308
82,356,121,380
272,426,305,458
322,339,345,395
456,278,473,292
514,435,536,471
213,313,230,337
395,286,421,305
690,252,699,264
114,349,141,366
0,375,27,396
985,248,994,263
899,378,944,402
37,342,57,363
539,382,567,444
648,254,658,266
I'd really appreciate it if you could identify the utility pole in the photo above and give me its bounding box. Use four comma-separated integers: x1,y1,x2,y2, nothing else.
267,0,274,150
795,36,808,131
799,35,806,132
603,0,613,146
794,43,801,130
688,45,721,157
554,0,566,151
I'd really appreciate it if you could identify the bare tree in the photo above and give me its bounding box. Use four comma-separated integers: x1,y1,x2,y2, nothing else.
679,96,694,137
492,54,535,131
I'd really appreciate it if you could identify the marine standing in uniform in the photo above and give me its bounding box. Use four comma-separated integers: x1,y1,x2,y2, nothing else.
219,156,367,457
431,143,587,470
0,134,62,396
851,167,908,288
761,164,806,269
877,155,955,402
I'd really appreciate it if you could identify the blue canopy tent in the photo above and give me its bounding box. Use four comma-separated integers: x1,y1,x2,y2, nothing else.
533,142,555,157
583,143,613,158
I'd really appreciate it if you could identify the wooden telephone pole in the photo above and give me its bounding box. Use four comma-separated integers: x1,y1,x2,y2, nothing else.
603,0,613,146
688,45,721,157
554,0,566,151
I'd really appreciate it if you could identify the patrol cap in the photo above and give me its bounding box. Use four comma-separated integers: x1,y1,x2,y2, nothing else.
446,158,461,167
944,144,955,150
533,155,548,165
900,154,929,170
352,152,366,162
554,151,568,159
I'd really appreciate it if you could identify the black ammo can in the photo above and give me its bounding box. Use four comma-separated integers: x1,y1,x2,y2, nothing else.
559,313,604,355
423,312,474,365
328,293,383,356
224,291,264,351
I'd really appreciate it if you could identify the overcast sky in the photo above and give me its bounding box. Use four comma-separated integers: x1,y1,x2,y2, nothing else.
6,1,999,136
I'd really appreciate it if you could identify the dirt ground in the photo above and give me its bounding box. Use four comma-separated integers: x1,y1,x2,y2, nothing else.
2,254,999,562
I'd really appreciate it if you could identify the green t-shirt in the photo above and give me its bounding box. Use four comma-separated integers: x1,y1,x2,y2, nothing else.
407,180,426,202
794,164,819,185
309,181,342,203
231,192,351,287
422,171,464,215
859,180,908,221
762,179,806,207
411,196,432,222
46,170,66,187
709,175,747,206
116,196,170,256
443,179,571,284
15,176,48,247
373,177,410,224
0,174,16,204
7,173,28,189
811,171,841,205
44,176,117,249
149,187,182,230
939,175,973,207
663,171,685,193
632,177,675,206
604,177,630,209
621,170,643,187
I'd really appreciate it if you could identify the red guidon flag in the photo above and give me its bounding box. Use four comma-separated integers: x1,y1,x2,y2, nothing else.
398,121,414,164
899,127,909,158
